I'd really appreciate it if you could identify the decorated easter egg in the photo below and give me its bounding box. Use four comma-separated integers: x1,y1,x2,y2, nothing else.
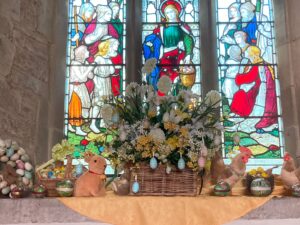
24,171,32,179
0,148,5,156
21,154,30,162
214,181,231,196
0,156,9,162
16,160,25,169
250,178,272,197
177,157,186,170
150,157,158,170
292,184,300,197
198,157,206,168
17,148,26,156
10,153,20,161
56,180,74,197
76,163,83,176
22,177,30,186
7,161,16,168
166,165,172,174
16,169,25,176
132,181,140,194
24,162,33,171
2,186,10,195
5,148,14,158
0,181,8,189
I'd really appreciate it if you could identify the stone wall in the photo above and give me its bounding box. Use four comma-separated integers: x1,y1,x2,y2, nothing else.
277,0,300,158
0,0,67,164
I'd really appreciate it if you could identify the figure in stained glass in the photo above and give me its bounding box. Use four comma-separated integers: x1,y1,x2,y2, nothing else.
82,5,112,63
68,46,94,135
143,0,195,90
220,3,241,60
239,1,272,62
220,45,242,105
217,0,283,163
90,37,120,133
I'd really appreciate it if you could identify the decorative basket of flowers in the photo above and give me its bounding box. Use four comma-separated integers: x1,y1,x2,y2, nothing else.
100,71,223,196
246,167,275,197
35,140,76,197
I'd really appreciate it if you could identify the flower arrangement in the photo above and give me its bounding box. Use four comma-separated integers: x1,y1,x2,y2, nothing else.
100,76,223,173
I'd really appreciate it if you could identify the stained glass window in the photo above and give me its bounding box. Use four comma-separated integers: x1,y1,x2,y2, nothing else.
141,0,201,95
216,0,284,170
65,0,126,156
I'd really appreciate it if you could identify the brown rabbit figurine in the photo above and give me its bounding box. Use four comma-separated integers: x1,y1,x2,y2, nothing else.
74,152,107,197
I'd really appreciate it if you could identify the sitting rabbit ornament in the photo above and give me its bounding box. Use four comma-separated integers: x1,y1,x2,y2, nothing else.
74,152,107,197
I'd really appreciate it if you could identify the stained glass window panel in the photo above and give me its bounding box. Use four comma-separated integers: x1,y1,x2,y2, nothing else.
216,0,284,170
142,0,201,95
65,0,126,154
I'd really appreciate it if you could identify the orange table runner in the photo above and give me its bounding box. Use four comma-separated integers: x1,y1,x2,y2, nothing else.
59,192,273,225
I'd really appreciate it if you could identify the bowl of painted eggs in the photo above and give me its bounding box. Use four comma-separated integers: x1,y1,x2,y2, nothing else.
213,181,231,196
56,180,74,197
32,184,47,198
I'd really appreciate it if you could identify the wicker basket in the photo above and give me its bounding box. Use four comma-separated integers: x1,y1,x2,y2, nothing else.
129,164,198,196
36,172,76,197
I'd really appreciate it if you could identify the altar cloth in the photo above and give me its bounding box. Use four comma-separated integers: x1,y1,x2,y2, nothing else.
58,192,272,225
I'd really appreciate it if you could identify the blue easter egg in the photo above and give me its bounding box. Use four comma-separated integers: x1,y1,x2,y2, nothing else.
177,158,186,170
76,164,83,176
132,181,140,194
6,148,14,158
24,171,32,179
47,171,54,178
150,157,158,169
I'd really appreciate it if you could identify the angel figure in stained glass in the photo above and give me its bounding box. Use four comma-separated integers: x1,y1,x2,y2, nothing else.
68,45,94,136
143,0,195,90
220,3,242,60
90,37,119,133
220,45,242,105
239,1,272,62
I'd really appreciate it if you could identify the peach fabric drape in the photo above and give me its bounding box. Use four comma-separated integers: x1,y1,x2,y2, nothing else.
59,192,272,225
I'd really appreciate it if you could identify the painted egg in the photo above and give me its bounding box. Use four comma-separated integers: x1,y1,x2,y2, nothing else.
16,160,25,169
0,181,8,189
0,139,5,148
198,157,206,168
1,156,9,162
24,162,33,171
214,181,231,196
177,157,186,170
150,157,158,170
76,163,83,176
7,161,16,168
292,184,300,197
10,153,20,161
250,178,272,196
21,154,30,162
16,169,25,176
17,148,26,156
11,141,19,150
132,181,140,194
6,148,14,158
201,148,208,157
0,148,5,156
56,180,74,197
22,177,30,186
24,171,32,179
4,139,12,148
2,186,10,195
166,165,172,174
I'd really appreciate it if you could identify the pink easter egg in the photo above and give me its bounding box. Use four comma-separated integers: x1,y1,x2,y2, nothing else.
198,157,206,168
16,160,25,170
